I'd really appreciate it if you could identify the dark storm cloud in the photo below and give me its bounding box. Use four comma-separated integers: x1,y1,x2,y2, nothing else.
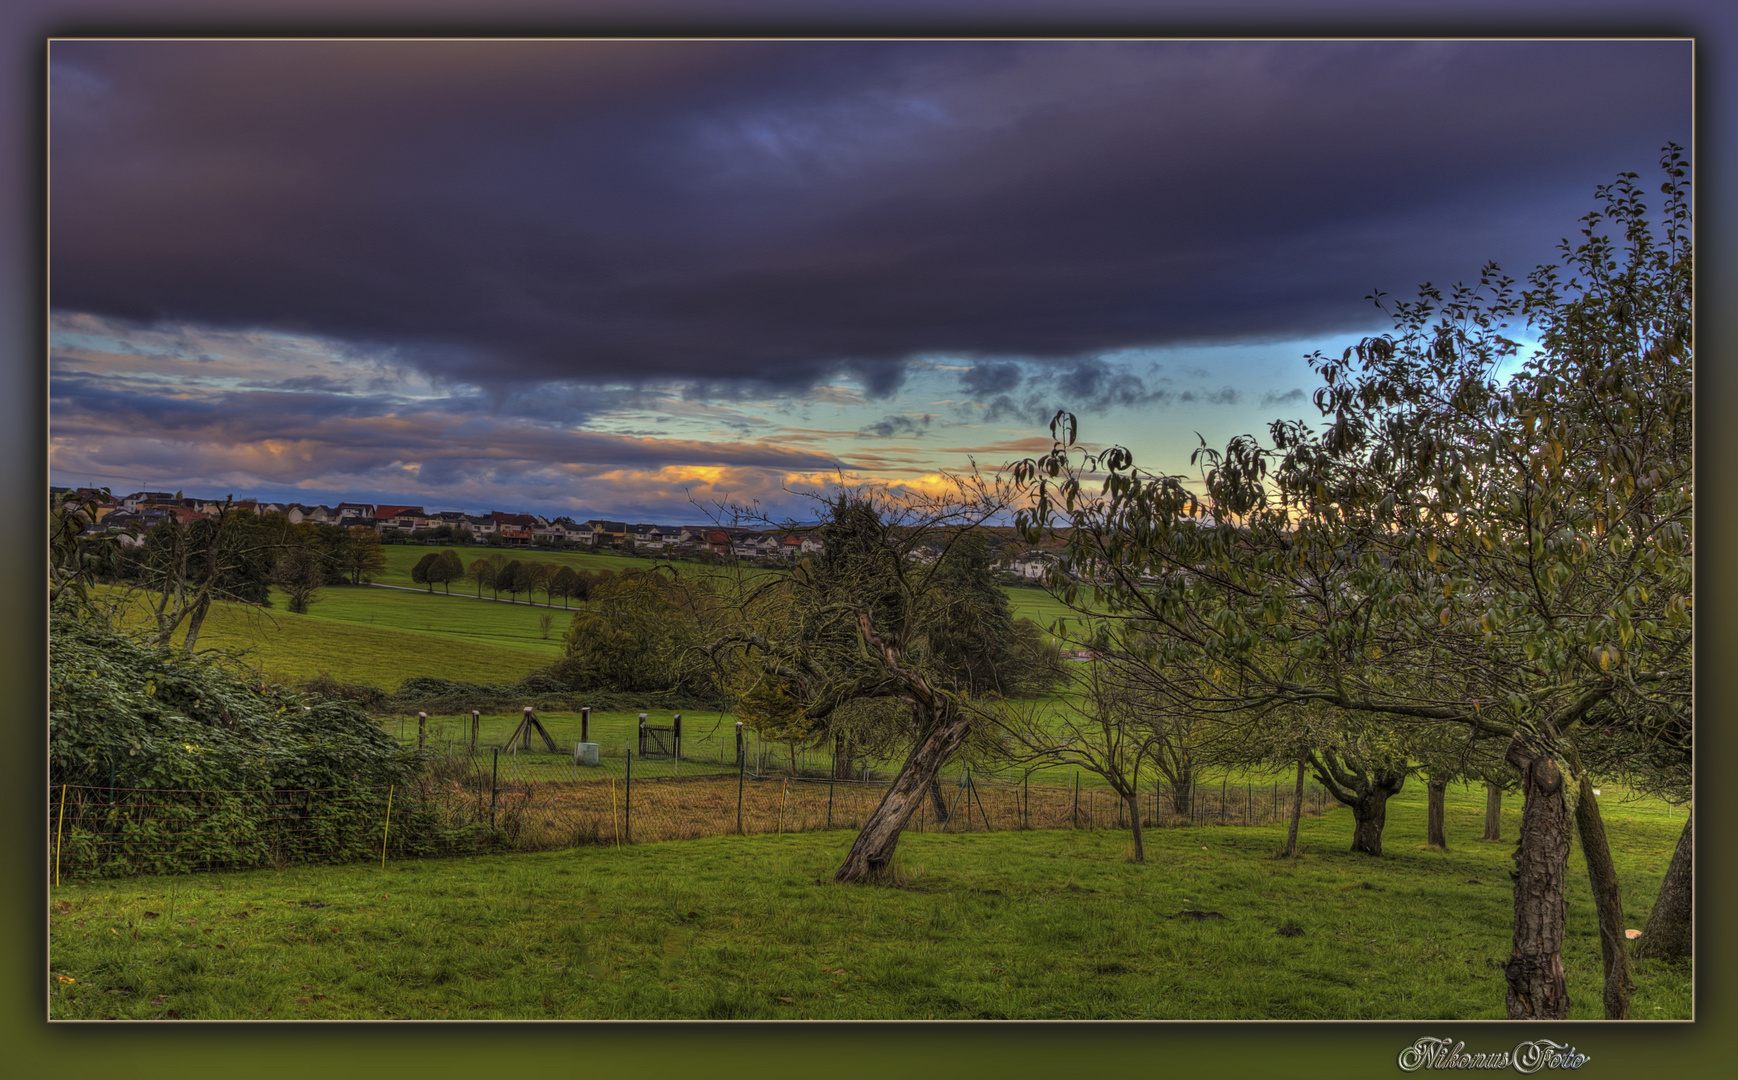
859,413,934,438
975,356,1173,423
960,362,1025,396
50,40,1689,395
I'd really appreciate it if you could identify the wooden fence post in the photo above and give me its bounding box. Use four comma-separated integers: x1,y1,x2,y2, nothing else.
638,714,648,756
673,713,682,776
470,710,480,754
417,712,427,750
580,706,590,744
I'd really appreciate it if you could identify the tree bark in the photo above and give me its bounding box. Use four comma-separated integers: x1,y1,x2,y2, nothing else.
1572,773,1634,1018
1483,781,1503,841
834,708,973,884
1124,790,1145,863
1635,815,1692,961
1280,757,1306,858
927,776,951,825
1505,740,1571,1020
1350,791,1391,856
1311,752,1405,857
1427,776,1448,849
1169,775,1193,818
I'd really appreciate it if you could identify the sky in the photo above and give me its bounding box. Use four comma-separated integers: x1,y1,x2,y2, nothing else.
47,38,1692,524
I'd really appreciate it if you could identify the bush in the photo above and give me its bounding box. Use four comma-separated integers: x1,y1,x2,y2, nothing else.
47,613,475,876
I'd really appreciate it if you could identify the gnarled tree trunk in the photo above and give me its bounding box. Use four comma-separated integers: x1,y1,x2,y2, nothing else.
1572,773,1634,1018
1311,752,1406,857
1636,815,1691,961
835,706,971,883
1505,740,1570,1020
1427,776,1448,849
1350,792,1391,856
1483,781,1503,841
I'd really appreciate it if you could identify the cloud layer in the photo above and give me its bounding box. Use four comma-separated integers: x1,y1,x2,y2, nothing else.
52,40,1689,394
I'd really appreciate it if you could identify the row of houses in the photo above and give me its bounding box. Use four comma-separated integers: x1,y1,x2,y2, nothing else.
52,488,828,559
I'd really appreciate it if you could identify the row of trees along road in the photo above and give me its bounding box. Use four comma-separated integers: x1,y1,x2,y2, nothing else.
1008,148,1691,1020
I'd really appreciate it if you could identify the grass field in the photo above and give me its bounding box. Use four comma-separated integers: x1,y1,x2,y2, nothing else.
46,788,1690,1021
103,586,555,689
375,543,660,590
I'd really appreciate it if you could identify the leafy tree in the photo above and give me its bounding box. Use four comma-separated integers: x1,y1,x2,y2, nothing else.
468,557,496,598
336,525,388,584
497,559,526,602
558,569,717,696
272,545,326,614
433,549,465,594
709,481,1042,883
410,551,439,592
1010,149,1690,1019
550,565,577,608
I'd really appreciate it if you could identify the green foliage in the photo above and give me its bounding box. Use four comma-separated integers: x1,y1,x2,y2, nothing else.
557,570,719,699
46,611,462,876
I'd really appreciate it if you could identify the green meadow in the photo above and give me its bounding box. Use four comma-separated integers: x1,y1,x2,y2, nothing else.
46,788,1690,1021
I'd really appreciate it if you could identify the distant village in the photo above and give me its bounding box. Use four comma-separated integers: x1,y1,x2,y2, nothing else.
51,486,1063,580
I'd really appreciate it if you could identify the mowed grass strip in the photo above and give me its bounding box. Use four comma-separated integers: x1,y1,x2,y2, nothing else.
47,795,1689,1021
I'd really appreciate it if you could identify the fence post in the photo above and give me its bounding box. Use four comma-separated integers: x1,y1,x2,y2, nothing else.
1024,772,1030,829
1072,771,1080,828
417,712,427,750
471,710,480,754
490,747,499,831
380,785,394,869
737,740,745,834
965,768,973,831
735,721,744,768
673,713,681,777
581,706,590,745
624,750,632,844
638,714,648,757
1220,777,1227,824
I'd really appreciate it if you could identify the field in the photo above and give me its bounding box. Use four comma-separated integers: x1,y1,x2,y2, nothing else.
104,554,1090,690
374,543,659,590
102,586,556,689
46,787,1690,1021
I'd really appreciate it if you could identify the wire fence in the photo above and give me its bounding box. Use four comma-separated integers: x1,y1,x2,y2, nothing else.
49,747,1336,880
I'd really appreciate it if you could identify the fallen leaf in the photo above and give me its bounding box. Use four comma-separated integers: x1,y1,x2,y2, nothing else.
1625,928,1643,940
54,901,71,913
164,1010,180,1019
142,911,158,919
778,996,793,1004
56,975,75,984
